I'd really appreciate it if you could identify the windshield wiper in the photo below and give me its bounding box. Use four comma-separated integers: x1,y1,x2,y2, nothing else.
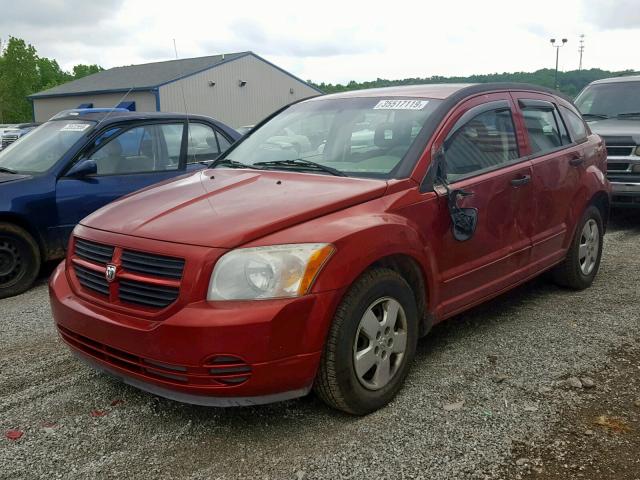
0,166,17,174
254,159,346,177
617,112,640,118
211,158,264,170
581,113,609,119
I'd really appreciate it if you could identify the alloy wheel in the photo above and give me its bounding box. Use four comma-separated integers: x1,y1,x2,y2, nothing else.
353,297,408,391
578,219,600,276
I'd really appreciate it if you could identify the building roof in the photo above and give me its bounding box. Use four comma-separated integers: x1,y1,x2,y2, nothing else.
30,52,321,99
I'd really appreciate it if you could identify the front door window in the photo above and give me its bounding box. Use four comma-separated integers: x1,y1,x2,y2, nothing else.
88,124,184,175
444,107,519,182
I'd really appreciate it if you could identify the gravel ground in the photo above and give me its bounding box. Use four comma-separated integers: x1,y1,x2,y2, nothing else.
1,210,639,480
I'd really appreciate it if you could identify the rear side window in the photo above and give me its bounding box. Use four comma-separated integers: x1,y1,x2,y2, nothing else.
560,106,588,143
444,106,519,182
217,132,231,152
521,102,570,154
187,123,219,163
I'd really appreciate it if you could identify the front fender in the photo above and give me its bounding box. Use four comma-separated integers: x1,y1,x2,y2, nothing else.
246,205,439,315
313,218,433,292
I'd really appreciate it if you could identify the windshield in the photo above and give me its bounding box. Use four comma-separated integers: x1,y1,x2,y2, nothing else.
575,82,640,118
217,97,442,178
0,120,93,173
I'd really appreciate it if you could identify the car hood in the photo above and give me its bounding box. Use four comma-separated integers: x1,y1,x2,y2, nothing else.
0,172,31,184
81,168,388,248
587,118,640,144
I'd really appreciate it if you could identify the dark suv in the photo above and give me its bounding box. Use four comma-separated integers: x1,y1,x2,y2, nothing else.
575,75,640,207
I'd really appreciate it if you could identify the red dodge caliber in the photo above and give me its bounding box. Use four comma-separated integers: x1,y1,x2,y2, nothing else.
50,84,610,414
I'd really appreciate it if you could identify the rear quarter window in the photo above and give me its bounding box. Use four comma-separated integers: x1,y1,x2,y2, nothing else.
560,106,588,143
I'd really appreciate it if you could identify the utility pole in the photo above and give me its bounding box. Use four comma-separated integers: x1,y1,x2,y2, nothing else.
578,34,585,71
550,38,567,90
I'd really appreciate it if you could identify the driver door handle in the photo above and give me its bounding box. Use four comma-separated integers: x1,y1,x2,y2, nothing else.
510,174,531,187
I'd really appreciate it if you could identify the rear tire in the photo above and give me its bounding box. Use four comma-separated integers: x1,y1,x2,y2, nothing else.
552,205,603,290
314,268,418,415
0,223,41,299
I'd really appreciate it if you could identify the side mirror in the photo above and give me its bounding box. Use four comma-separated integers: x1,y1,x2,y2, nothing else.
447,189,478,242
66,159,97,178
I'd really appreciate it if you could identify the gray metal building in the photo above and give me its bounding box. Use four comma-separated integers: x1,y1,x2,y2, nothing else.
29,52,322,127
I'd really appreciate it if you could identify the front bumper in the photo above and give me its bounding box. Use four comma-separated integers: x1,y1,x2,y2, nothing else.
49,262,342,405
611,181,640,207
607,155,640,207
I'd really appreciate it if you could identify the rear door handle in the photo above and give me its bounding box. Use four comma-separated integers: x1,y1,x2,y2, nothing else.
510,174,531,187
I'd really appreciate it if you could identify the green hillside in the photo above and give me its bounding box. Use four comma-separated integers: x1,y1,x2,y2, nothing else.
309,68,639,98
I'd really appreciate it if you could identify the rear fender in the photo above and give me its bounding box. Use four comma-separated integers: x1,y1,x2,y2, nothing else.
564,165,610,248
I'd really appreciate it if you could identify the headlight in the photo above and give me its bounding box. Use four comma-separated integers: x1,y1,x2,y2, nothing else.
208,243,335,300
635,146,640,156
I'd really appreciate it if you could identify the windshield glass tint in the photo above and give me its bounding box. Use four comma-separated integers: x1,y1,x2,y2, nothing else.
575,82,640,117
0,120,93,173
219,97,442,177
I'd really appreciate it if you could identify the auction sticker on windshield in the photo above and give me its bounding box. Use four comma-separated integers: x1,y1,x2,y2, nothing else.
60,123,90,132
373,99,429,110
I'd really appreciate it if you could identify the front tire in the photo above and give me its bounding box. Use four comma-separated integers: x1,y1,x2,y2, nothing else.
552,205,604,290
0,223,41,299
314,268,418,415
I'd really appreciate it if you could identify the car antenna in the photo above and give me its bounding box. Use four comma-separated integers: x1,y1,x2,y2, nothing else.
91,85,136,133
173,39,193,163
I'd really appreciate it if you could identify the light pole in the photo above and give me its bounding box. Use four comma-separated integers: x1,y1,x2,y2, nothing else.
550,38,567,90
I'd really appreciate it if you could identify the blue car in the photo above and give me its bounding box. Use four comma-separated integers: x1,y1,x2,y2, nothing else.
0,109,239,298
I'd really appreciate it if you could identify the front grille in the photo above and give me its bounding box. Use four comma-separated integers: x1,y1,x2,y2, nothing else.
58,325,251,387
607,162,630,172
606,146,634,157
74,265,109,296
121,250,184,279
71,236,184,311
75,238,114,264
1,134,19,148
119,279,179,308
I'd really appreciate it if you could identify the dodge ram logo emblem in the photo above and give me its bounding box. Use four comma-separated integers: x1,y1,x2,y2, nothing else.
105,264,117,283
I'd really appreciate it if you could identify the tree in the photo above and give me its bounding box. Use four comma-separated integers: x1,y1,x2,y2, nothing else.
0,37,39,123
309,68,639,97
72,64,103,79
0,37,104,122
37,57,71,91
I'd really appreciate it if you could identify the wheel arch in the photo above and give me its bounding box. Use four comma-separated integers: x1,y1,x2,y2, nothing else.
368,253,433,337
589,190,610,232
0,212,44,259
310,221,438,337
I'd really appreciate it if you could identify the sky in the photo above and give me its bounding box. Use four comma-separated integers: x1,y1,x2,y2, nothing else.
1,0,639,84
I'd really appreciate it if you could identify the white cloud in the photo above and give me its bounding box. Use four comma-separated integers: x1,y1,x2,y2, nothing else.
2,0,638,83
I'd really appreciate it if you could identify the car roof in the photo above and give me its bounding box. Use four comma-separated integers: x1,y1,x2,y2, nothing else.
305,82,562,102
48,110,240,139
50,110,216,123
590,75,640,85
